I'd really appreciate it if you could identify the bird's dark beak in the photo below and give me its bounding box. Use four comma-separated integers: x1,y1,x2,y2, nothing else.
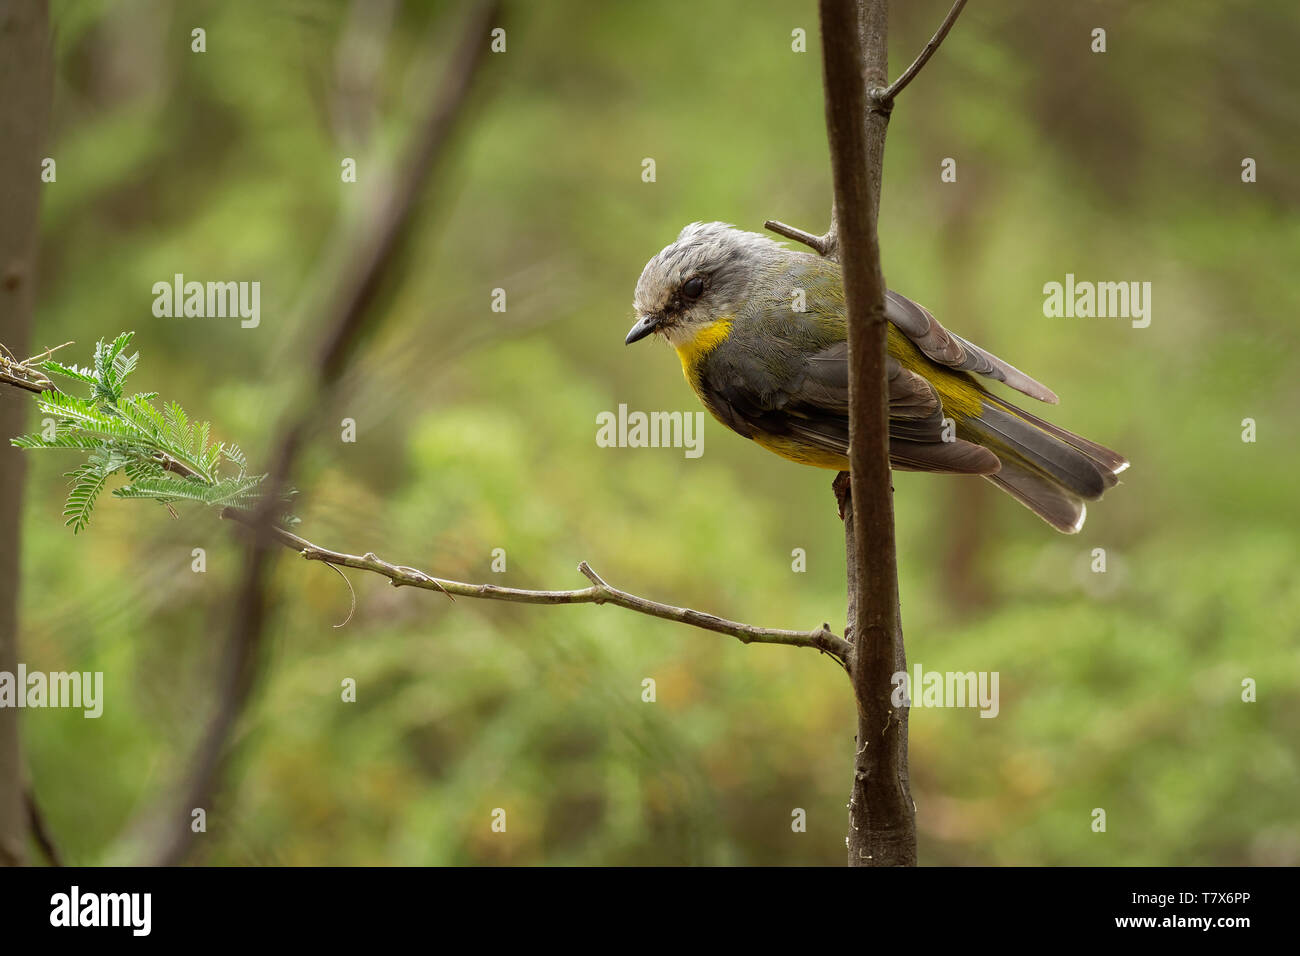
625,313,660,345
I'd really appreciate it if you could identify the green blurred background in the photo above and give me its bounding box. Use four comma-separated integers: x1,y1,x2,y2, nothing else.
11,0,1300,864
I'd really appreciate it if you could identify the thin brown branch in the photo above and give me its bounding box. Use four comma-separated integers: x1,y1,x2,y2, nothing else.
20,340,73,365
764,219,833,256
217,508,850,661
0,342,72,395
819,0,916,866
875,0,968,107
0,356,51,394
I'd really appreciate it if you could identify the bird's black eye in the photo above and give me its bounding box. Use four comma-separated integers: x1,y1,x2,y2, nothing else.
682,276,705,300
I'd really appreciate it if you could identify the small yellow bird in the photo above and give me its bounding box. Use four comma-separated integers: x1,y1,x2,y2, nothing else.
626,222,1128,532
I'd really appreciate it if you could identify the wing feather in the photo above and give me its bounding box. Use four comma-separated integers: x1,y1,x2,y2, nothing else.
701,336,999,475
885,290,1059,404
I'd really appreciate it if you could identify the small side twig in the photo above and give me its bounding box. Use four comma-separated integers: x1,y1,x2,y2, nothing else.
21,340,74,366
873,0,968,108
764,219,836,257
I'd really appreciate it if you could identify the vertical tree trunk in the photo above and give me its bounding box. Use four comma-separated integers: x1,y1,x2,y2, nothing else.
0,0,52,867
820,0,917,866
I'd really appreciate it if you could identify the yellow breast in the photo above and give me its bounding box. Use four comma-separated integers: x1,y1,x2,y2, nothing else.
751,433,850,470
674,317,733,387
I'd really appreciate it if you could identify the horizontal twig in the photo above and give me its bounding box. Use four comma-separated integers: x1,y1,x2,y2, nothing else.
0,357,849,665
764,219,834,256
219,508,850,663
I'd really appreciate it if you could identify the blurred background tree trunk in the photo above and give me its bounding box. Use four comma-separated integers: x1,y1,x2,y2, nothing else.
0,0,52,866
936,171,993,613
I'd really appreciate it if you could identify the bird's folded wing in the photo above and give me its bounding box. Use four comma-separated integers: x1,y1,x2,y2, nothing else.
800,342,938,439
781,342,1000,475
885,290,1059,404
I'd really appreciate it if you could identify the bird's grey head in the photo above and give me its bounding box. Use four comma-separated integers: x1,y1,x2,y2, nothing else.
626,222,782,347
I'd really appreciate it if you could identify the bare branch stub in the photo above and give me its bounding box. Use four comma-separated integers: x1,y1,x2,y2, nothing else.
764,218,833,256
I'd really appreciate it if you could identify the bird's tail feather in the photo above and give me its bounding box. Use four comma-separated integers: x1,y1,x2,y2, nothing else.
962,394,1128,533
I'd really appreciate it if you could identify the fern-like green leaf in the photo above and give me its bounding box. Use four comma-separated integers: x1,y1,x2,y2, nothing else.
17,331,273,532
117,394,167,439
10,433,104,451
164,401,190,449
36,391,113,428
192,418,211,463
221,443,247,469
113,473,265,507
124,459,166,483
52,416,143,444
62,466,109,533
112,349,138,385
39,360,98,386
103,331,134,369
89,447,130,476
201,438,223,474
